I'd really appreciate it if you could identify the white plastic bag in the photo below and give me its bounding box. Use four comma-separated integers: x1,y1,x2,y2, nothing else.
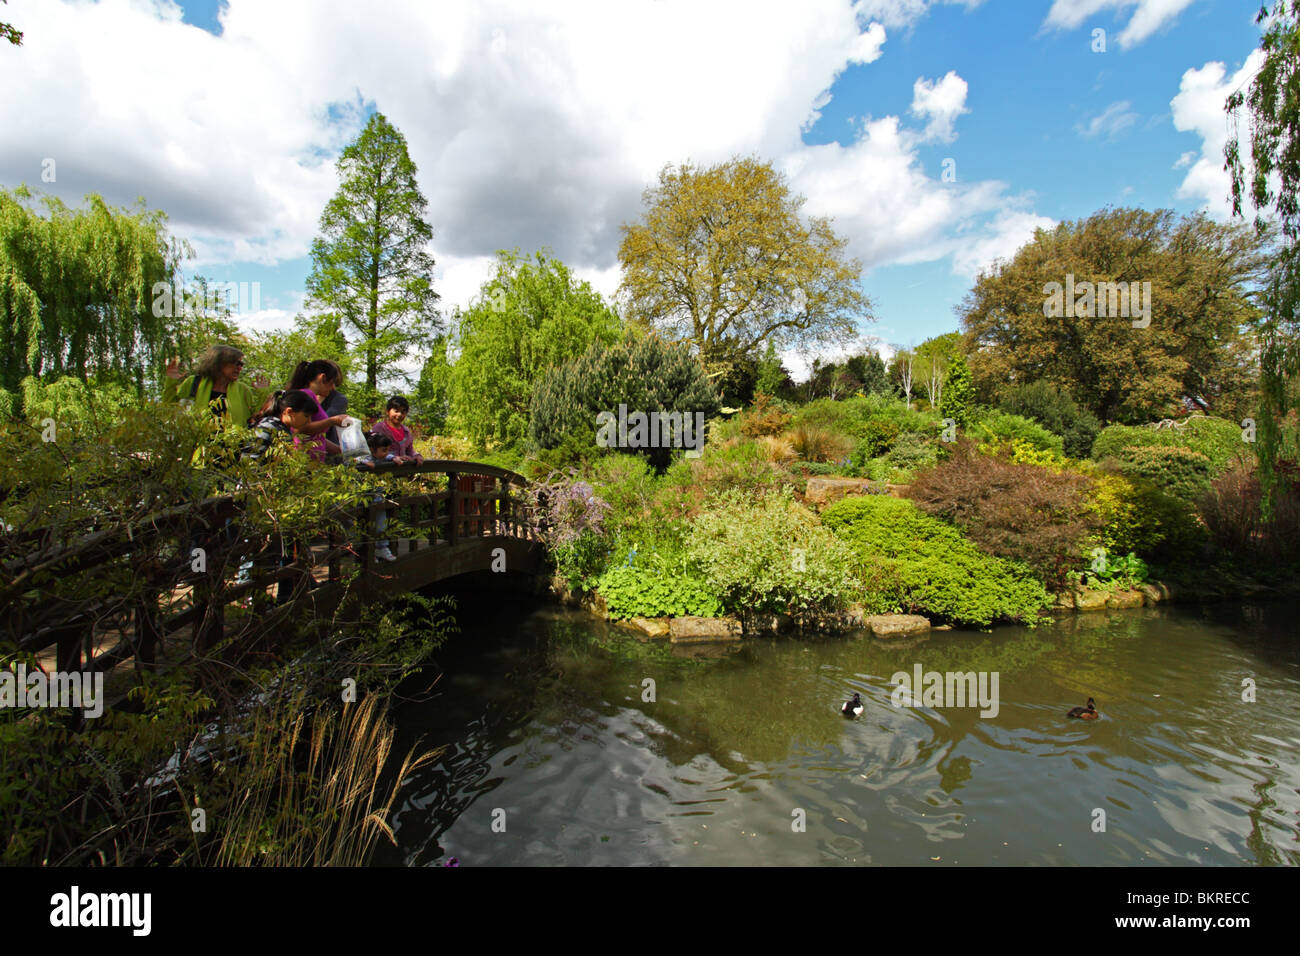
336,417,368,459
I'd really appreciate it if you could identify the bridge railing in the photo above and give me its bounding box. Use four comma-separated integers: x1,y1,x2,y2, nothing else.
1,460,537,699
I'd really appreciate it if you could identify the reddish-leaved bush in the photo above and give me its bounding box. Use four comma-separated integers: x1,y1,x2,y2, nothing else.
903,441,1102,590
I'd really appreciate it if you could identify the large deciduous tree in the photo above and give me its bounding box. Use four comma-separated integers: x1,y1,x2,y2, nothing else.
1226,0,1300,506
617,156,871,380
0,187,183,395
959,207,1268,424
305,112,439,414
449,249,623,449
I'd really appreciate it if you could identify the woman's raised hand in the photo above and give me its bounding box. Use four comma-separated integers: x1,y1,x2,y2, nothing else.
252,373,271,389
165,357,183,380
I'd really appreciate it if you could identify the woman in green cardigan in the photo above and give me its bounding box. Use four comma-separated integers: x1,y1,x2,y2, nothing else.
162,344,269,428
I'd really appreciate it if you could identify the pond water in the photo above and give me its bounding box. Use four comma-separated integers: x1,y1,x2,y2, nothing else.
375,593,1300,866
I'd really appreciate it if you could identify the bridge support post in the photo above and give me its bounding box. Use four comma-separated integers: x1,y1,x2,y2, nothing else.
447,472,458,547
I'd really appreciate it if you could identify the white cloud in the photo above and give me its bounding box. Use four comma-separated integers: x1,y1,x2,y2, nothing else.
1043,0,1197,49
1170,51,1264,218
855,0,985,30
910,71,969,143
1076,100,1139,139
1,0,1044,325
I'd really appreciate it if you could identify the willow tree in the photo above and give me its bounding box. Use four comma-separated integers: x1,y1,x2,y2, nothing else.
0,186,183,394
617,156,871,380
1226,0,1300,507
449,249,622,449
305,112,439,414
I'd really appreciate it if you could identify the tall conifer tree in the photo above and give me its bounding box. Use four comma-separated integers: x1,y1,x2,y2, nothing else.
306,112,439,413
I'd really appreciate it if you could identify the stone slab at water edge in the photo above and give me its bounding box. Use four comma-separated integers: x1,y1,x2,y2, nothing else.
669,616,743,644
864,614,932,639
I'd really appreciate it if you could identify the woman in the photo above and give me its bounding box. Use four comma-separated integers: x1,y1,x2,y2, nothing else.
163,344,269,429
283,359,350,462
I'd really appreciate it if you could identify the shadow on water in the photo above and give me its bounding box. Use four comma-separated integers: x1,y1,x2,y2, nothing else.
371,591,1300,867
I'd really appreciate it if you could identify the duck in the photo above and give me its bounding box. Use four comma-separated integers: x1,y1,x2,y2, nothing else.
842,692,864,718
1067,697,1099,720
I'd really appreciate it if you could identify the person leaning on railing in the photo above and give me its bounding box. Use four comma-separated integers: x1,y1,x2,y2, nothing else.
162,344,270,429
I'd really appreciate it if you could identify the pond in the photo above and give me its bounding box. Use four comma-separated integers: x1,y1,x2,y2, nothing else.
375,594,1300,866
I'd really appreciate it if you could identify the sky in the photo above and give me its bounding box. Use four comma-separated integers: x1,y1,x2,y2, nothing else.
0,0,1271,380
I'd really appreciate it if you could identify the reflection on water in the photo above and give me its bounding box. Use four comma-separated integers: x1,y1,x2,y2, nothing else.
375,595,1300,866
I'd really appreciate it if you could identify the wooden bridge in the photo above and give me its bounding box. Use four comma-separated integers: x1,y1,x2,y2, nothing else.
1,460,548,704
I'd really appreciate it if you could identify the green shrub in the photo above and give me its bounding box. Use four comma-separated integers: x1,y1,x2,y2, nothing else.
655,439,795,522
885,431,939,472
1085,472,1173,557
1113,445,1213,501
686,487,859,624
596,545,724,619
857,417,901,458
1092,416,1247,477
970,410,1065,456
529,333,720,470
821,495,1051,627
999,382,1102,458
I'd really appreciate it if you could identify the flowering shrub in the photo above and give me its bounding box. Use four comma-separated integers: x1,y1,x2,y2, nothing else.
521,473,612,590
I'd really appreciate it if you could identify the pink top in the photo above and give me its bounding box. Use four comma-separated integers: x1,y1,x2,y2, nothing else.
375,419,417,459
293,389,329,462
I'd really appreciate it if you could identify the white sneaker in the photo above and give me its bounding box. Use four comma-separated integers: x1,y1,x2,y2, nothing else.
374,546,397,562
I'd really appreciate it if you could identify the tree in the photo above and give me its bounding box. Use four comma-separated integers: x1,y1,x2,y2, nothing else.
305,112,439,415
449,250,623,449
959,207,1268,424
617,156,871,380
940,354,974,429
0,187,184,395
754,341,793,399
1225,0,1300,508
891,347,916,405
412,334,451,434
846,349,889,396
246,313,352,396
913,331,963,407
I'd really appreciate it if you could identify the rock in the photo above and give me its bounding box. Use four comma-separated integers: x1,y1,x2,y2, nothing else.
865,614,931,639
1052,591,1076,610
629,616,671,639
804,477,874,507
843,603,868,628
669,616,743,643
585,593,609,619
1106,589,1144,609
1074,589,1109,611
932,624,953,631
1137,583,1167,606
886,484,911,499
746,613,794,634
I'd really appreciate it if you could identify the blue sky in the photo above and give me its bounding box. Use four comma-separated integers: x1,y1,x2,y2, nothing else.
0,0,1269,378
